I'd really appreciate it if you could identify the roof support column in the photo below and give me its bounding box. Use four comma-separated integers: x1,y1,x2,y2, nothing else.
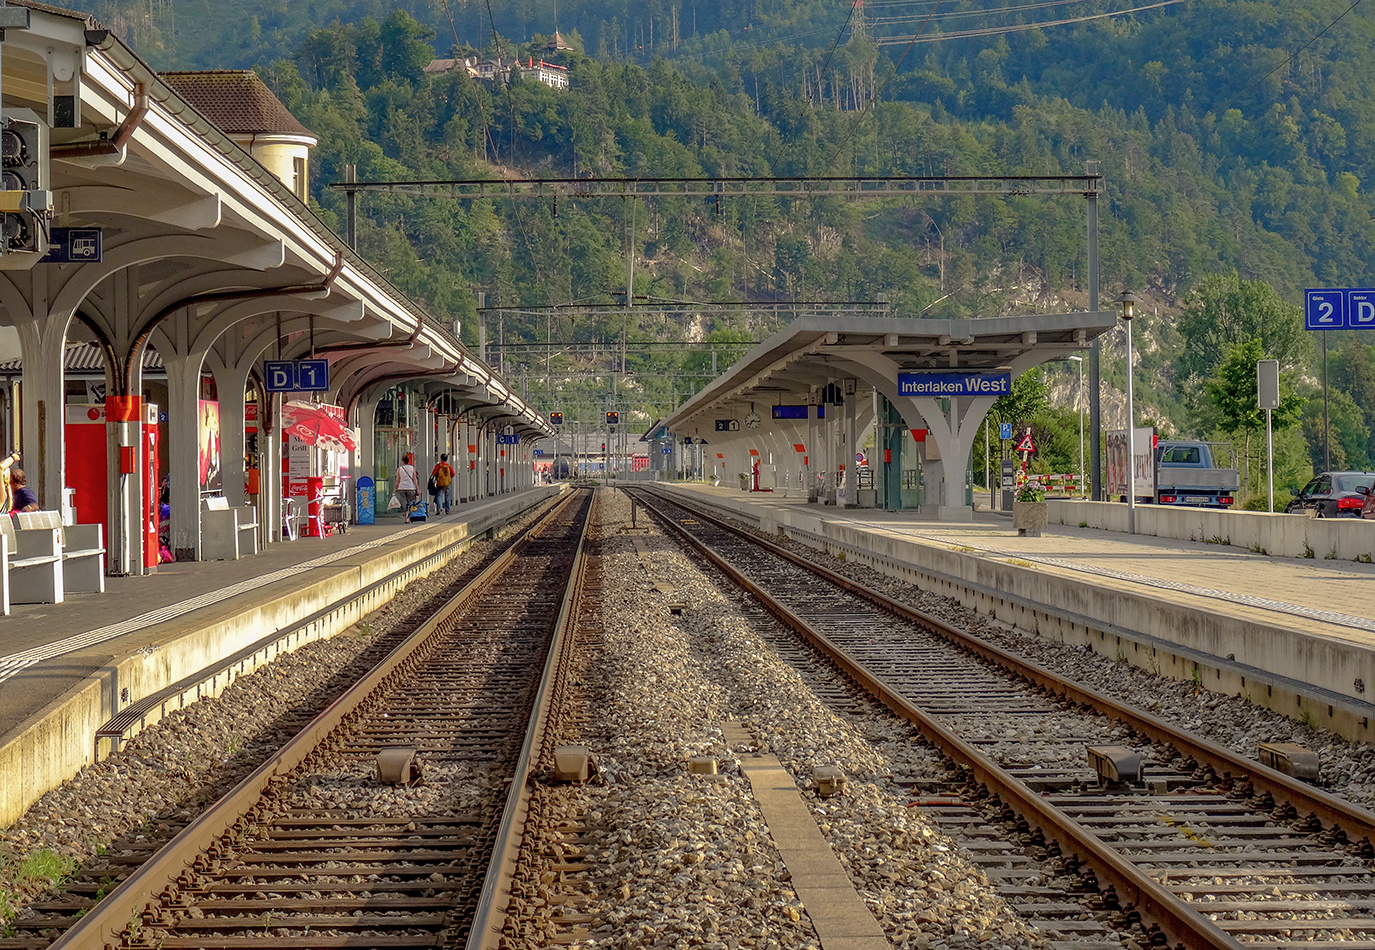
260,392,282,544
842,390,858,507
418,403,434,498
807,399,820,503
162,346,205,561
901,393,996,520
206,356,248,509
353,393,381,520
11,309,69,511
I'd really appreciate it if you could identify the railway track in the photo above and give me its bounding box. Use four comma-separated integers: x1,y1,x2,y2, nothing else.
43,489,596,950
629,486,1375,950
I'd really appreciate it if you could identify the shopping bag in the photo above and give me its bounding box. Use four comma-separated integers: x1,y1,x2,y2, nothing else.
387,492,402,510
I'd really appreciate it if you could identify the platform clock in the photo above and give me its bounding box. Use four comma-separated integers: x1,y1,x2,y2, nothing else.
744,411,761,430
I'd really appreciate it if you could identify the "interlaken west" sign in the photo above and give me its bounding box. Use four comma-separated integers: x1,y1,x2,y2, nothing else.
897,372,1012,397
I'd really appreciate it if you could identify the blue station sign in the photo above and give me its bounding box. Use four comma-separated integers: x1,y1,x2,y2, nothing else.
772,405,825,420
1305,288,1375,330
264,359,331,393
898,372,1012,397
40,227,102,264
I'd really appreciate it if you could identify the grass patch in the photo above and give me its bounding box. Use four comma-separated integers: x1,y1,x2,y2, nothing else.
1007,558,1036,568
14,849,78,888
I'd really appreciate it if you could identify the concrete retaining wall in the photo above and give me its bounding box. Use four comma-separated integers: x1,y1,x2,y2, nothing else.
651,484,1375,744
1048,499,1375,561
0,489,558,828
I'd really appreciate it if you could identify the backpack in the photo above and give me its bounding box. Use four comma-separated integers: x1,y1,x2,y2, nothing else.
435,463,453,488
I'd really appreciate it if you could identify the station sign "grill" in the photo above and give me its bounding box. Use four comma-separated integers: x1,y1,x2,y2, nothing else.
898,372,1011,397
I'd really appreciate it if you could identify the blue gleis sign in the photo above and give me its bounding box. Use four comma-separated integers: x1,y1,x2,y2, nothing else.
898,372,1012,397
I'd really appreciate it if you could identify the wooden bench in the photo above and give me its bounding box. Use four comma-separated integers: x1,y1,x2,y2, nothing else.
0,517,63,615
201,496,260,560
15,510,105,594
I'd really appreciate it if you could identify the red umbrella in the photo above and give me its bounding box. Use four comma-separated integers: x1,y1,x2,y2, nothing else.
281,400,358,453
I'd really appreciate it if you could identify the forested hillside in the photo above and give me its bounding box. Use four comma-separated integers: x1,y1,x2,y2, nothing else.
65,0,1375,499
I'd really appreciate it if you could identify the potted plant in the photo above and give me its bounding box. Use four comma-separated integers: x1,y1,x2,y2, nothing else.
1012,479,1048,537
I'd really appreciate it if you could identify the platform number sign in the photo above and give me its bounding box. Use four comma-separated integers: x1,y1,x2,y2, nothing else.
1306,288,1375,331
1306,290,1346,329
264,359,331,392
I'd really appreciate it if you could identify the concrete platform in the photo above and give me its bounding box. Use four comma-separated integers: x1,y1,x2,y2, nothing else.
649,482,1375,744
0,487,561,826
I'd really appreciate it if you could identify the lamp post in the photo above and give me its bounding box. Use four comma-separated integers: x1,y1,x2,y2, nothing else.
1114,291,1142,534
1068,355,1084,497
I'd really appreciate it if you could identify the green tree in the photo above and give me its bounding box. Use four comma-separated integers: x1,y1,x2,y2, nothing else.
1175,272,1310,432
1204,338,1303,498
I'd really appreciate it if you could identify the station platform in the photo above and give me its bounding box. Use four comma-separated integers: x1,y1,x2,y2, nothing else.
648,481,1375,744
0,487,561,826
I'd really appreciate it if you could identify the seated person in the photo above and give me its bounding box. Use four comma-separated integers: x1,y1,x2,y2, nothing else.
10,468,38,513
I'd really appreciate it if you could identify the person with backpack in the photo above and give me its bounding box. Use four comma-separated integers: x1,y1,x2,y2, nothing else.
430,453,455,514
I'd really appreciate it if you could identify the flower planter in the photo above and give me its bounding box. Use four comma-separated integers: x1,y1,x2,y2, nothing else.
1012,500,1048,537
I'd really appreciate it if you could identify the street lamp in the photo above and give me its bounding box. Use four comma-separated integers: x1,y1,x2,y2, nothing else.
1068,355,1084,496
1114,291,1142,534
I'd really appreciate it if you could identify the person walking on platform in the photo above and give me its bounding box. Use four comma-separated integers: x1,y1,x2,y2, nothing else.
431,454,455,514
395,453,420,518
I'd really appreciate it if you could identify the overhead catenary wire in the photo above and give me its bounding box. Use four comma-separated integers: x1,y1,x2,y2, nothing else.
869,0,1186,44
1216,0,1363,114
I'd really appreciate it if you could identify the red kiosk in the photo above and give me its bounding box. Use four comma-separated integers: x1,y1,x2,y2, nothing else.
65,401,161,569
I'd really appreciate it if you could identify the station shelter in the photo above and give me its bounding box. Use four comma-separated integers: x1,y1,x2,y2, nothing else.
661,315,1116,520
0,2,550,573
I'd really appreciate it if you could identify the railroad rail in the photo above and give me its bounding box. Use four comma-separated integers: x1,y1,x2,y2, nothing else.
629,486,1375,950
44,489,596,950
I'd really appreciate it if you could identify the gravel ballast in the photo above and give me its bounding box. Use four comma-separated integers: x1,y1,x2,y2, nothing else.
2,488,1370,949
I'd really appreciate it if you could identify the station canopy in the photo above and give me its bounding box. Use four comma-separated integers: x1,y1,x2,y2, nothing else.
663,312,1118,437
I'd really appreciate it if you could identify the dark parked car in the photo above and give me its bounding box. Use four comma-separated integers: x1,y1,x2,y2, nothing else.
1285,471,1375,518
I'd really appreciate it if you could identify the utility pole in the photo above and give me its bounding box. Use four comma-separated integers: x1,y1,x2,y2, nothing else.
1086,160,1102,500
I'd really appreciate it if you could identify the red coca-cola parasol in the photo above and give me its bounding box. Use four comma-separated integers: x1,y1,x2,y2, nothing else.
281,400,358,453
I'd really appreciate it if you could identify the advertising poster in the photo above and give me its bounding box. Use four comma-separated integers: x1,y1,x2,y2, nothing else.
198,399,222,491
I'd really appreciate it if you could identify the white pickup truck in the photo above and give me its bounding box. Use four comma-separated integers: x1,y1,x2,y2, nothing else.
1106,431,1239,508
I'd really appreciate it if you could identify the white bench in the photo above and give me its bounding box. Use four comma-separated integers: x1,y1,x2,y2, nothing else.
201,496,261,560
15,510,105,593
0,517,63,615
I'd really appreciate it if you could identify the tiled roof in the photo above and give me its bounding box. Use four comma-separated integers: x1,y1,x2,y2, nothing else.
424,58,458,74
159,70,315,139
0,342,164,376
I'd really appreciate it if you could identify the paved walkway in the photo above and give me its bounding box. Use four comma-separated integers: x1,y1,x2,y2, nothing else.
0,495,529,741
668,484,1375,644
